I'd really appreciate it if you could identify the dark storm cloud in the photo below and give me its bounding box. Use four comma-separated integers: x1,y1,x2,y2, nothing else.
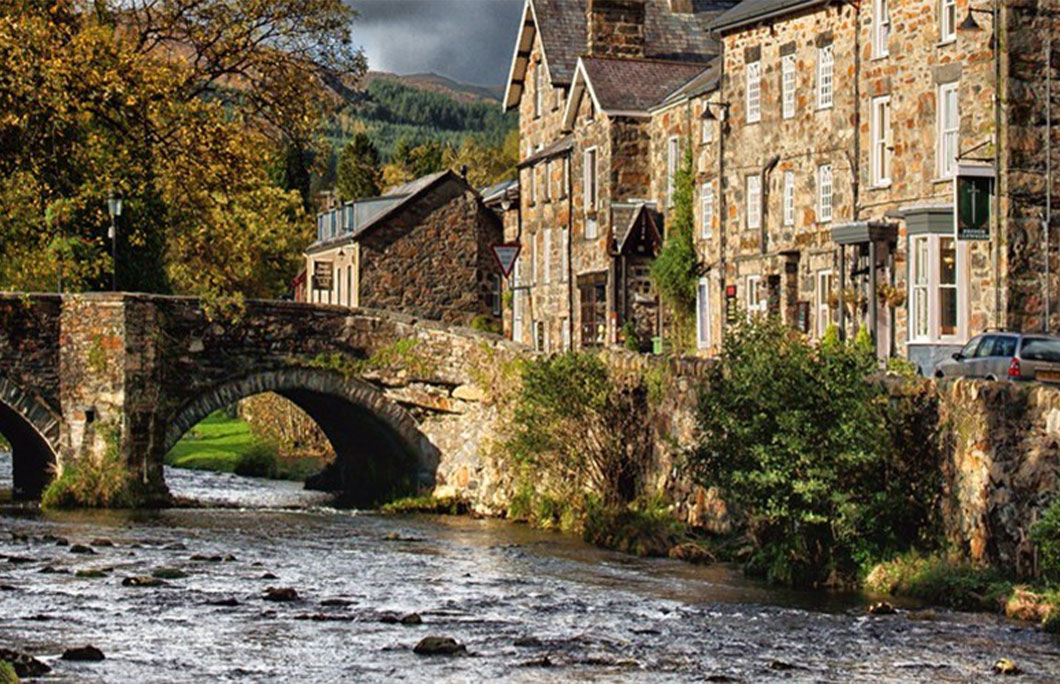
350,0,525,87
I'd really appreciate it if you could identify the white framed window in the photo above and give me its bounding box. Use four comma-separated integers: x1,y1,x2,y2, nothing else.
696,277,712,349
782,54,796,119
746,175,762,229
543,229,552,285
817,44,834,109
701,114,713,143
816,269,833,338
701,183,714,238
874,0,891,58
512,256,523,341
667,136,680,206
911,236,929,340
871,95,892,186
909,233,967,342
940,0,957,43
561,226,569,282
586,217,598,240
562,156,569,197
783,170,796,226
534,63,542,118
527,165,536,205
746,275,765,318
937,82,959,178
818,164,833,223
746,60,761,123
544,160,552,201
584,147,598,213
561,317,570,350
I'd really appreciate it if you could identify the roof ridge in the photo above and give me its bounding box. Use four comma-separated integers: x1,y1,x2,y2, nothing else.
579,54,717,67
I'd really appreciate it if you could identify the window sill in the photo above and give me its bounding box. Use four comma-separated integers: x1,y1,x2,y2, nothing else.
816,105,834,112
937,38,957,48
870,52,890,62
868,180,893,190
932,176,955,184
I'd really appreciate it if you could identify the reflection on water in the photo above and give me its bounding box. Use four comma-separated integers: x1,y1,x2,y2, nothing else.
1,453,1058,683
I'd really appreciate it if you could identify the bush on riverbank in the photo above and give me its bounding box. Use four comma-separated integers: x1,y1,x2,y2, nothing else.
42,427,136,509
689,318,941,587
0,661,17,684
1031,495,1060,583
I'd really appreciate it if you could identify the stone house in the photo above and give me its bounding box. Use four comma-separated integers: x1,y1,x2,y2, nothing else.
702,0,1059,373
303,170,504,326
506,0,1058,371
502,0,736,351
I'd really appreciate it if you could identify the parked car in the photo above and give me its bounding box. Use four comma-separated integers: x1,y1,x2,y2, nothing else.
935,331,1060,383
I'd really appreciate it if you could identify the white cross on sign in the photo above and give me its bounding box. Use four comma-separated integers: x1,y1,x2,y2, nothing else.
491,243,521,278
967,182,981,223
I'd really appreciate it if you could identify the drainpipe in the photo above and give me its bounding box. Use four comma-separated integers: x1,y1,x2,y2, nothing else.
1047,30,1053,332
993,0,1002,329
760,155,780,255
852,0,862,222
716,53,728,345
567,151,575,349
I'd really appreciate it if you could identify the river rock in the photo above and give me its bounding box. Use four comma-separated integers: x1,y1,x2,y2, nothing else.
0,648,51,676
162,542,186,551
320,598,354,607
667,542,715,564
223,554,237,562
122,576,166,587
868,601,897,615
260,572,279,580
518,655,553,667
91,538,115,547
993,658,1021,675
75,569,108,578
401,612,423,625
68,544,95,555
62,645,105,661
190,554,223,562
513,636,543,648
207,597,240,607
39,565,68,574
263,586,299,602
152,567,188,579
413,636,466,656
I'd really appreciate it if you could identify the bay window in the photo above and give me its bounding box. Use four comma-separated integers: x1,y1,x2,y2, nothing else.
908,233,967,342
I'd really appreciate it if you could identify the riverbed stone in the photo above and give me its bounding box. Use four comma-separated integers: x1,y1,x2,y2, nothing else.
0,649,51,677
61,645,105,662
122,576,166,587
68,544,94,555
413,636,466,656
263,586,299,602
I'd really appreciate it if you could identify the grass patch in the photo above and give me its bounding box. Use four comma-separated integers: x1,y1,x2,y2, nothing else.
0,660,17,684
166,411,323,481
381,495,470,515
583,498,687,557
864,552,1060,628
42,423,137,509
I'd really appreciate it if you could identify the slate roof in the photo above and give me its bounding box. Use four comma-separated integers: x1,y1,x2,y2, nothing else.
517,134,574,168
507,0,737,109
653,63,720,110
611,202,662,255
581,58,711,114
708,0,833,32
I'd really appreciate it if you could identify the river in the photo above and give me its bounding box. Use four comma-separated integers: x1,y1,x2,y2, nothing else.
1,451,1058,683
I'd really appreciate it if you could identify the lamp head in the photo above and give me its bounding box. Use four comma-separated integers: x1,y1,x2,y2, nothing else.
958,9,982,31
107,192,123,218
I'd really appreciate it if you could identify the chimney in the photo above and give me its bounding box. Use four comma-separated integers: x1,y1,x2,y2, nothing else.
669,0,694,12
586,0,647,59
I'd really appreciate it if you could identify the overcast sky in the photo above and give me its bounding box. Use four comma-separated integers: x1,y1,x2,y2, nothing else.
350,0,525,87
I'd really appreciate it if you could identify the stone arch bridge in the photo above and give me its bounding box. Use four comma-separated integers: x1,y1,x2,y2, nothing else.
0,293,519,505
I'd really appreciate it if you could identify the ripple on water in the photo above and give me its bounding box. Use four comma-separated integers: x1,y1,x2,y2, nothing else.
1,459,1059,682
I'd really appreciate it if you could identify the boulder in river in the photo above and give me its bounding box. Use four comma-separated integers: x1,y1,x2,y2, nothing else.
90,538,114,547
206,597,240,607
151,567,188,579
413,636,466,656
0,648,51,676
993,658,1020,675
75,569,108,578
68,544,95,555
263,586,299,602
122,576,166,588
868,601,897,615
190,554,223,562
61,645,105,662
401,612,423,625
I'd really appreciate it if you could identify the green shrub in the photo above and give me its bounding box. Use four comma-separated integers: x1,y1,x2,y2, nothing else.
583,496,685,557
621,320,641,352
864,553,1012,611
690,316,938,586
650,144,698,351
42,429,136,508
381,495,469,515
1030,496,1060,583
470,314,501,335
233,443,278,478
0,661,18,684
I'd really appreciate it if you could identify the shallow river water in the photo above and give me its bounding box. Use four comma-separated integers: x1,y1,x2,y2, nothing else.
1,452,1059,683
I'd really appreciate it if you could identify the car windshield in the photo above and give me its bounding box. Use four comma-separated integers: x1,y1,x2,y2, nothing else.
1020,337,1060,362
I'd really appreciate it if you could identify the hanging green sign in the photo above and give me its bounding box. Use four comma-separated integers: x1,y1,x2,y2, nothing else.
955,167,994,241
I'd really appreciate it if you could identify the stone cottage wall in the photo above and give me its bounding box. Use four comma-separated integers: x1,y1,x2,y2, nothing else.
356,185,503,326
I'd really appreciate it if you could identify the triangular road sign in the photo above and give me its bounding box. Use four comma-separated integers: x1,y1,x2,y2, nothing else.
491,243,522,278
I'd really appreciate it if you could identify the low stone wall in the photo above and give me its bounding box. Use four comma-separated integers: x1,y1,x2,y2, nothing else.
939,379,1060,576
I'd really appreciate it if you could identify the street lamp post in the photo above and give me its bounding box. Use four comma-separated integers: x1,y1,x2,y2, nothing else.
107,192,123,292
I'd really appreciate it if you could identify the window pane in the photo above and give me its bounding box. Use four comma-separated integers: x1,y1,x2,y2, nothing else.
939,288,957,335
939,238,956,284
1021,337,1060,362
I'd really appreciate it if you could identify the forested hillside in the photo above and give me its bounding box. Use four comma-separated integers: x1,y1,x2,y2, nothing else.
325,75,516,160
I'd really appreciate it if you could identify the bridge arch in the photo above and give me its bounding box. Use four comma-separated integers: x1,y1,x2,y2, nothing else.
0,375,60,499
162,368,440,506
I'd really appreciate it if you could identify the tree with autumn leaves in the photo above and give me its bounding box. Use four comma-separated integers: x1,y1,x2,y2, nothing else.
0,0,366,299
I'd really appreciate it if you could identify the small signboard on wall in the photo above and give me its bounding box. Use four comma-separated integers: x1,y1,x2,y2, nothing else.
725,284,738,325
491,243,522,278
312,261,333,291
954,163,995,241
